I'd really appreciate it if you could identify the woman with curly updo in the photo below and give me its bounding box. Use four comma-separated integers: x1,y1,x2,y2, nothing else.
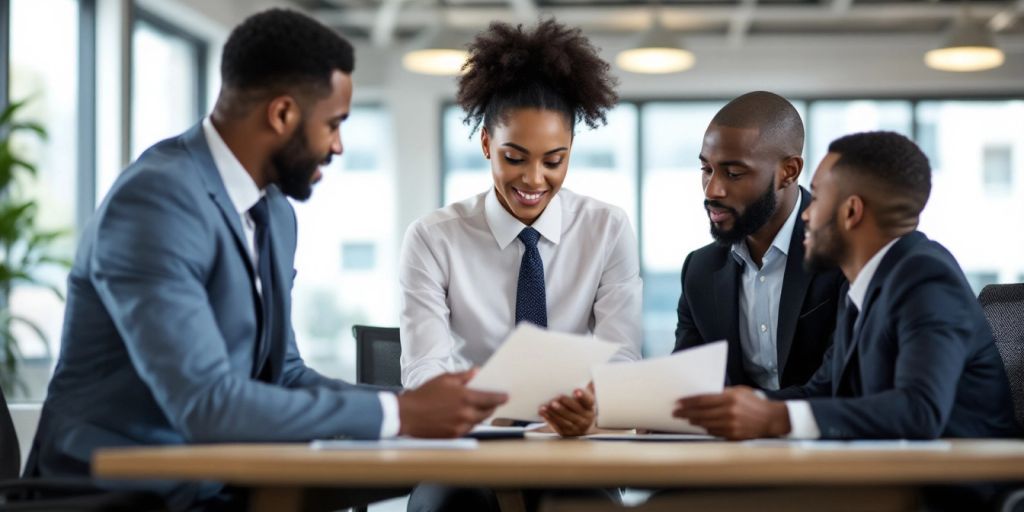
399,19,641,446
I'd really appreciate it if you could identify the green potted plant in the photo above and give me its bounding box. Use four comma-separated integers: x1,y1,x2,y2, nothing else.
0,98,71,396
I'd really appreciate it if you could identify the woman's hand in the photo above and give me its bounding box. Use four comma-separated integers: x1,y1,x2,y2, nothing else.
539,383,596,437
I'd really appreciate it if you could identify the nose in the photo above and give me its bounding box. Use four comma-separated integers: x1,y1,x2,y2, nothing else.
523,162,545,188
332,130,343,156
704,169,726,200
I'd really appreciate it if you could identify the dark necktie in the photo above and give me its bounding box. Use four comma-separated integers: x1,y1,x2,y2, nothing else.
515,227,547,328
248,197,274,380
840,297,862,396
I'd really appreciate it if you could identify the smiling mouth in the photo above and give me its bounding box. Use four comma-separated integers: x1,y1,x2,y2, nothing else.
513,187,547,206
706,207,733,223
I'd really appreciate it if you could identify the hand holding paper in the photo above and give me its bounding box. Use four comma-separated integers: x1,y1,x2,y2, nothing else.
468,324,619,422
592,341,728,434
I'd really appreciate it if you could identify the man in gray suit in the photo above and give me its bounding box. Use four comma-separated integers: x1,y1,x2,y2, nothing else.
24,9,507,511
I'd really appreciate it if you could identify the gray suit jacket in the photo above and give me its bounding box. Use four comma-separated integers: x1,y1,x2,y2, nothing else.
24,123,385,509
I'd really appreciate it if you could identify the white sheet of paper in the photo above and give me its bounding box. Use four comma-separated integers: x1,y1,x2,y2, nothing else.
468,323,620,422
592,340,728,434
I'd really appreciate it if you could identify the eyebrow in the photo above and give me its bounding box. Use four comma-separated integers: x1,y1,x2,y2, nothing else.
502,142,568,156
697,155,751,168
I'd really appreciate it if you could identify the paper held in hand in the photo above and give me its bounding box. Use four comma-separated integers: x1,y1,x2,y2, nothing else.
592,341,728,434
468,323,620,422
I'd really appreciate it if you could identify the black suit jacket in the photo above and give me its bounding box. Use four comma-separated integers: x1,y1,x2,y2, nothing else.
771,232,1020,439
674,187,846,389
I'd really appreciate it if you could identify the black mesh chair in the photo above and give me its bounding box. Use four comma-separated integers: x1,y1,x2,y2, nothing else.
352,325,403,388
0,385,165,511
978,284,1024,512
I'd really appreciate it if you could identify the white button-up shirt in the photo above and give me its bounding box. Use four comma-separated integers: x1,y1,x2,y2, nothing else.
202,118,399,438
399,188,643,388
731,195,801,391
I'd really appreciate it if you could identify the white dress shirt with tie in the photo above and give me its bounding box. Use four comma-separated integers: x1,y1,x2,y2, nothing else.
201,117,399,438
399,187,644,389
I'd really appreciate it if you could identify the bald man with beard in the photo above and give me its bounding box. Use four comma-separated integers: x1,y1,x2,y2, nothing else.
674,91,846,391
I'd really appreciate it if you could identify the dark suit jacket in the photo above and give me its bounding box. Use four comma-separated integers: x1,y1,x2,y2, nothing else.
770,232,1020,439
24,124,386,511
674,188,846,389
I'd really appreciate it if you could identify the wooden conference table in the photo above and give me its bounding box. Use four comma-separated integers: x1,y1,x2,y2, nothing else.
93,438,1024,512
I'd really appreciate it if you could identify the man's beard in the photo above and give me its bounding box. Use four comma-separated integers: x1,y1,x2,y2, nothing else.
706,180,777,246
804,211,846,273
271,124,329,201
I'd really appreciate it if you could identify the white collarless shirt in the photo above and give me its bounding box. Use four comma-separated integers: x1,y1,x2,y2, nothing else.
785,237,901,439
731,194,801,390
201,118,399,438
399,188,643,388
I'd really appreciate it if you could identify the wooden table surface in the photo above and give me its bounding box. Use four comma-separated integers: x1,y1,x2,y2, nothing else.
92,438,1024,488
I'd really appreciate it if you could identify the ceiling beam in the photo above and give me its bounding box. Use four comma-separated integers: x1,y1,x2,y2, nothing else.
370,0,410,47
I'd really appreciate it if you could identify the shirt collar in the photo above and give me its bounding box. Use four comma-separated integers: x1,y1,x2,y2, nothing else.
202,117,262,215
484,187,563,250
731,193,802,266
847,237,902,312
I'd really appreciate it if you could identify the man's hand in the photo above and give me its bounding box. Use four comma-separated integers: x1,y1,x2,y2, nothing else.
539,383,596,437
397,370,508,438
672,386,791,440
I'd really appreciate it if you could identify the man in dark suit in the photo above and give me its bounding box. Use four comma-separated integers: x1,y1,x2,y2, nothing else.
676,91,845,390
24,9,506,512
674,131,1018,443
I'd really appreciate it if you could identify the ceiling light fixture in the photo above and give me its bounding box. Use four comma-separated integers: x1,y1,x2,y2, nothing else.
616,18,695,74
402,27,469,76
925,4,1005,72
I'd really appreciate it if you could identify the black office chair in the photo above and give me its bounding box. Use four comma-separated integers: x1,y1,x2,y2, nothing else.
350,326,405,512
352,325,403,388
978,284,1024,512
0,385,166,511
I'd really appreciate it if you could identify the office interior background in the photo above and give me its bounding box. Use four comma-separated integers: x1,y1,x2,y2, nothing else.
1,0,1022,407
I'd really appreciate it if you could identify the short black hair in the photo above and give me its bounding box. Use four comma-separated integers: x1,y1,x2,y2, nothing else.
710,91,804,158
457,19,618,136
221,8,354,95
828,131,931,228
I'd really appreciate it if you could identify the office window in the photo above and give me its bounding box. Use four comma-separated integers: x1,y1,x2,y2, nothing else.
806,100,913,180
129,10,205,161
341,242,377,271
915,100,1024,295
290,105,396,381
7,0,80,400
983,145,1013,191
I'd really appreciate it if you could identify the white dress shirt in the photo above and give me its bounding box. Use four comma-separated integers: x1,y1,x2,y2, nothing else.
399,187,643,388
201,118,399,438
731,195,801,391
784,237,901,439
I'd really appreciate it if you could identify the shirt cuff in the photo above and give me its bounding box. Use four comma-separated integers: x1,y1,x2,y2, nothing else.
378,392,401,438
784,400,821,439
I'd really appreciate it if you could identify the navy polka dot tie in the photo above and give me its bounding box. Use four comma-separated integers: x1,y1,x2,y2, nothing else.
515,227,547,328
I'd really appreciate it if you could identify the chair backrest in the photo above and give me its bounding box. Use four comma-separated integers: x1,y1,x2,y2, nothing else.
1,384,21,480
979,283,1024,428
352,325,403,388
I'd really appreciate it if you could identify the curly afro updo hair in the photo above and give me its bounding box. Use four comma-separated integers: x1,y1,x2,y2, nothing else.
456,19,619,136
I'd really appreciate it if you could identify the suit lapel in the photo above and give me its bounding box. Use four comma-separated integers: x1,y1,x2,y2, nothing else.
713,253,746,386
776,188,812,377
262,187,292,382
835,232,925,387
183,123,255,278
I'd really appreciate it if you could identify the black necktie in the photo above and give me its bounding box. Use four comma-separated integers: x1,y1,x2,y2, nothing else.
515,227,547,328
248,197,274,380
841,297,862,396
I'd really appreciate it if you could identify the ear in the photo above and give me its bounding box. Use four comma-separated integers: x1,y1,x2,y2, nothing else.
266,95,301,136
480,127,491,159
841,195,865,231
778,155,804,189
